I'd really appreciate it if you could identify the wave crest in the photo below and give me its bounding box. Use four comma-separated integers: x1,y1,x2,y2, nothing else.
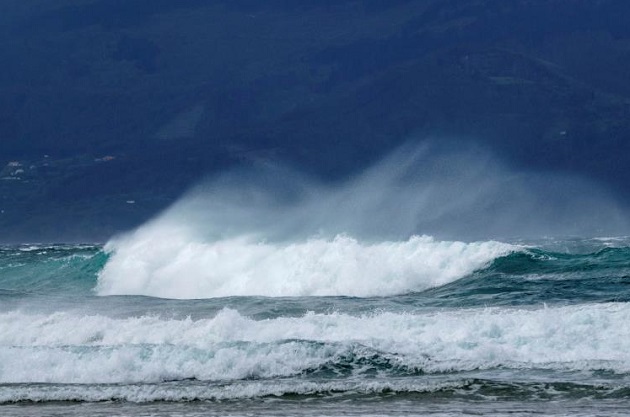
96,230,514,298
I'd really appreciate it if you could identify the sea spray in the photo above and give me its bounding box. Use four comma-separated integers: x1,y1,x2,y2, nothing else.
4,143,630,413
95,141,628,299
97,232,515,298
134,142,629,241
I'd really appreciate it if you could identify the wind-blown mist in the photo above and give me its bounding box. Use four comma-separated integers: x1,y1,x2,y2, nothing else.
96,141,629,299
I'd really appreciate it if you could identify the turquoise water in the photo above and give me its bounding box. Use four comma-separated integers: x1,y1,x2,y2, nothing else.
1,237,630,416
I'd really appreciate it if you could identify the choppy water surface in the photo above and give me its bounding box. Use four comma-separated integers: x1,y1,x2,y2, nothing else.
1,236,630,416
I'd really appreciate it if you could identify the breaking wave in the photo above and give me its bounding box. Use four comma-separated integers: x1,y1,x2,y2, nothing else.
2,303,630,386
94,141,628,299
96,232,515,298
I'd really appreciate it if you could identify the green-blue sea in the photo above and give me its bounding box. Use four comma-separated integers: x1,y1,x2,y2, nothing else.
2,235,630,416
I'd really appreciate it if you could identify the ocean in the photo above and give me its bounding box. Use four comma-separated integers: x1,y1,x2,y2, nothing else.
2,235,630,417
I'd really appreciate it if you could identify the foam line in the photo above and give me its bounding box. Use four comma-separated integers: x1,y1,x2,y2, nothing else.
2,303,630,384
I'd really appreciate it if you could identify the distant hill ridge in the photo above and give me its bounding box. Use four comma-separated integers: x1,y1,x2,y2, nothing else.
1,0,629,241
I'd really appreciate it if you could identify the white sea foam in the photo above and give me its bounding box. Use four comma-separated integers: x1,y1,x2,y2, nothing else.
94,141,629,299
0,380,464,403
96,231,514,298
2,303,630,385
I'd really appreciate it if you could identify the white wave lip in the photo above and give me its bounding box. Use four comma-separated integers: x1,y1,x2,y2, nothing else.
2,303,630,384
96,230,514,298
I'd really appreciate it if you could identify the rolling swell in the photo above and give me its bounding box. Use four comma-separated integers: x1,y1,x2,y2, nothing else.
0,246,106,295
435,245,630,306
486,246,630,276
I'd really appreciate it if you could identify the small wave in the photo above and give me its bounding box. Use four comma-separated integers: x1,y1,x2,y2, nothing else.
0,379,466,404
4,244,101,253
2,378,630,404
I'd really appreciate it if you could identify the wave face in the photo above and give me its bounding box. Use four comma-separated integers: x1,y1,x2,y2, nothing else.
1,303,630,384
0,245,104,296
96,232,514,298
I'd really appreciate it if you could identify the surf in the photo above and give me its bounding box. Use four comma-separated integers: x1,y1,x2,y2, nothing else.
3,303,630,386
94,141,629,299
96,233,514,298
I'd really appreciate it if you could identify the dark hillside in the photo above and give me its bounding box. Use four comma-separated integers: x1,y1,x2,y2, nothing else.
1,0,629,241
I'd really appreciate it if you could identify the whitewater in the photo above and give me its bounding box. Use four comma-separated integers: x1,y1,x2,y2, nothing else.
2,144,630,416
97,233,514,298
2,237,630,416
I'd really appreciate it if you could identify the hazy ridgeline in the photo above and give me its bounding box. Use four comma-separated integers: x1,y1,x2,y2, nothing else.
2,0,630,241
